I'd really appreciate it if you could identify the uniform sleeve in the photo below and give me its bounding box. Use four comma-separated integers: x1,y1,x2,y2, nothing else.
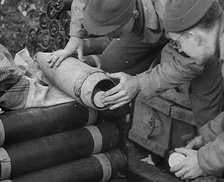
199,112,224,143
198,132,224,175
136,45,204,99
69,0,88,38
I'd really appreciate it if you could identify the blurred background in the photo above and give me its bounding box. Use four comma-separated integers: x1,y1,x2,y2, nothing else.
0,0,51,56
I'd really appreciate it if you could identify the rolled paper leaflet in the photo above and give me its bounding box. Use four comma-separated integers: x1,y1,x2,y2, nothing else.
38,30,52,50
53,0,73,12
54,31,68,49
39,13,50,30
49,20,60,38
47,1,60,20
27,28,37,45
93,90,105,108
168,152,186,168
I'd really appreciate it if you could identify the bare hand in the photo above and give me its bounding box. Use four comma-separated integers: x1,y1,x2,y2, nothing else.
48,49,71,68
48,37,83,68
101,72,140,110
186,136,205,150
170,148,205,180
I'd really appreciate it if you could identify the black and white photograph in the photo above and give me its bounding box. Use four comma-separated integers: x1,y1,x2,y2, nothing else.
0,0,223,181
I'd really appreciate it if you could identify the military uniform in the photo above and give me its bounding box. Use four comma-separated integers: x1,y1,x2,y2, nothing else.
69,0,223,128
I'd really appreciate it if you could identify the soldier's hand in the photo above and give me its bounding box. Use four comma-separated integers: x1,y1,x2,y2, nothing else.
48,49,71,68
186,136,205,150
170,148,205,180
101,72,140,110
48,37,84,68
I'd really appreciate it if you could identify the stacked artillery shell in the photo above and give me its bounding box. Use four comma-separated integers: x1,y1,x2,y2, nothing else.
54,31,68,49
49,20,60,38
39,13,51,30
2,149,127,182
26,0,72,55
21,1,126,180
27,0,111,57
0,102,97,146
0,94,126,181
46,0,73,20
0,99,125,181
27,28,38,46
35,52,116,110
0,122,120,180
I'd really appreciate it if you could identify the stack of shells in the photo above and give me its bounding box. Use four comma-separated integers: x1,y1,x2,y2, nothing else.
26,0,112,57
26,0,72,56
0,101,127,182
3,1,127,181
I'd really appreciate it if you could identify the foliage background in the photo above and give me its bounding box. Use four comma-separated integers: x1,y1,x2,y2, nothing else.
0,0,50,56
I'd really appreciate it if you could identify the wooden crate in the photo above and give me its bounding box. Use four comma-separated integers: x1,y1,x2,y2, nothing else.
129,86,197,158
160,84,191,109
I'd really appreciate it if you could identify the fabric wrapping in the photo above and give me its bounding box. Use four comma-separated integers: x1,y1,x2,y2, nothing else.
0,47,78,110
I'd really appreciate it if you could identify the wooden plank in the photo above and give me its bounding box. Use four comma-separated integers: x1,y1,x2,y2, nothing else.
126,140,181,182
170,105,196,126
127,162,181,182
138,93,174,116
161,89,191,109
129,130,168,157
